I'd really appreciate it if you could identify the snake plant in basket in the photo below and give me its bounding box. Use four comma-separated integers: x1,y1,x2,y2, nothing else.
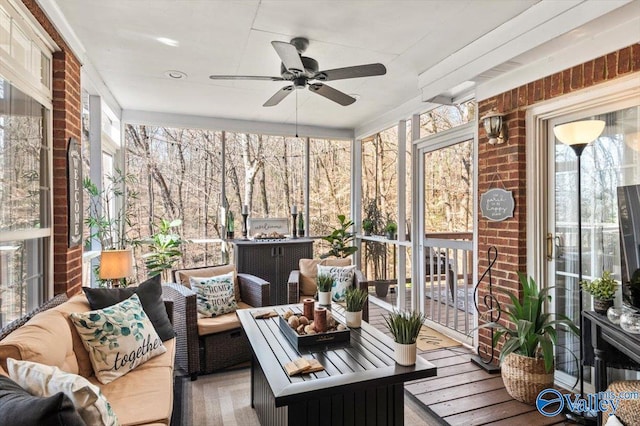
481,273,579,404
384,310,425,366
344,286,368,328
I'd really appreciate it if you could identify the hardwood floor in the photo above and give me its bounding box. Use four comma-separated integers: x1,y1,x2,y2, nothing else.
367,303,569,426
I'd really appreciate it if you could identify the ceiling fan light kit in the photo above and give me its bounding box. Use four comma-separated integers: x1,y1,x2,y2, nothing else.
209,37,386,107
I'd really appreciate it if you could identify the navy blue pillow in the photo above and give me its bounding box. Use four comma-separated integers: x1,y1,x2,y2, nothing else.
84,275,175,341
0,375,86,426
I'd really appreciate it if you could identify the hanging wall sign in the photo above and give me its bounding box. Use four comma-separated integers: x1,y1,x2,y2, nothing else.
480,188,514,222
67,138,83,247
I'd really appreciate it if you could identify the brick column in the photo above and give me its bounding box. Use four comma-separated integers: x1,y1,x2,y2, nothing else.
22,1,83,296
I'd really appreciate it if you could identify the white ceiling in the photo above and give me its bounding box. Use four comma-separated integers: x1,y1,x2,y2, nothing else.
39,0,639,133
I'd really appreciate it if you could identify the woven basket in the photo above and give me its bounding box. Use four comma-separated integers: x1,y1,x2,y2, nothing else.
602,381,640,425
501,352,554,404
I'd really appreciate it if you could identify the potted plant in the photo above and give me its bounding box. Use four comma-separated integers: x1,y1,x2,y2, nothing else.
582,270,619,314
384,220,397,240
298,213,304,237
140,218,186,283
317,273,333,306
226,210,235,239
362,218,374,236
84,169,137,287
345,286,368,328
384,310,425,366
482,273,579,404
321,214,358,258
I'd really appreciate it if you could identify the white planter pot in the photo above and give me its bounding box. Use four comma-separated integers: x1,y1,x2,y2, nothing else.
345,310,362,328
318,291,332,306
394,342,417,366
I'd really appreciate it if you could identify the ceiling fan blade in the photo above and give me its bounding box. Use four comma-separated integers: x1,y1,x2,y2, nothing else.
308,83,356,106
271,41,305,74
263,85,295,107
315,63,387,81
209,75,284,81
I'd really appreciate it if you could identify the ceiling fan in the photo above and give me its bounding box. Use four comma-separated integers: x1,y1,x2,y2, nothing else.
209,37,387,107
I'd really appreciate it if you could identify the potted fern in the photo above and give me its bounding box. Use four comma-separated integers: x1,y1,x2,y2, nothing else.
345,286,368,328
384,310,425,366
384,220,397,240
482,273,579,404
582,270,618,314
317,273,333,306
140,218,186,283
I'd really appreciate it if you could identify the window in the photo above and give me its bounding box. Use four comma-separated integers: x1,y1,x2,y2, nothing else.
0,77,50,326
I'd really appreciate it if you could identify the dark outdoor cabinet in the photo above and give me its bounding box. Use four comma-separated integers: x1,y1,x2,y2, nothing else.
232,239,313,305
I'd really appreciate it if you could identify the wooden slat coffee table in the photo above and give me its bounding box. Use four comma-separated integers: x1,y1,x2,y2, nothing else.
237,303,437,426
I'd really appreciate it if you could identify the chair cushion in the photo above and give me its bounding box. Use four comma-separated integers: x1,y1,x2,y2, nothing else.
83,275,175,341
197,302,252,336
175,264,241,303
299,258,351,296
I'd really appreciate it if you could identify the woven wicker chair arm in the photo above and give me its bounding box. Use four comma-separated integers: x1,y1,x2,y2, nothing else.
287,270,301,304
161,284,199,378
237,273,270,307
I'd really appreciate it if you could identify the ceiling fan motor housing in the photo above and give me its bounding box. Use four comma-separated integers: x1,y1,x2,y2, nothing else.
281,56,319,80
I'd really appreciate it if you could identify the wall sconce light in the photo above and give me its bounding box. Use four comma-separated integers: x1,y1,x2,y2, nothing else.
481,110,507,145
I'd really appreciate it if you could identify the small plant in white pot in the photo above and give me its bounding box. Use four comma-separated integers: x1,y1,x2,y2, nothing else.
345,286,368,328
384,310,425,366
317,274,333,306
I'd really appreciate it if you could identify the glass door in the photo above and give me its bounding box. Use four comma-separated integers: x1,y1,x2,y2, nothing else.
415,123,475,342
549,103,640,390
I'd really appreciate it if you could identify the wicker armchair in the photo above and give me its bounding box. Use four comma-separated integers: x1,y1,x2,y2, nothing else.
287,258,369,321
163,264,269,380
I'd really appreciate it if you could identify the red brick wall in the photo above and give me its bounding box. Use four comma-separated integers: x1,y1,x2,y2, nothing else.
476,44,640,360
21,1,83,297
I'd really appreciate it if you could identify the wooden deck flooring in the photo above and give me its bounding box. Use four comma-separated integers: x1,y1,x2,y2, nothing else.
367,303,569,426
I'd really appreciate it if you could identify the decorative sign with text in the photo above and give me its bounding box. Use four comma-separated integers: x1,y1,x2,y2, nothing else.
480,188,514,222
67,138,83,247
248,218,289,237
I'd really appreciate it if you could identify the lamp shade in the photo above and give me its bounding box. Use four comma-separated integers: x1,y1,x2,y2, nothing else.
99,249,134,279
553,120,605,146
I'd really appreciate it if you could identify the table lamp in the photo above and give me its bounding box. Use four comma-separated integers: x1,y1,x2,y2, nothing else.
99,249,134,288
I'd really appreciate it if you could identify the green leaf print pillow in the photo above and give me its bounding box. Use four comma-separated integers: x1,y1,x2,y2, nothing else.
70,294,166,384
317,264,356,302
189,272,238,317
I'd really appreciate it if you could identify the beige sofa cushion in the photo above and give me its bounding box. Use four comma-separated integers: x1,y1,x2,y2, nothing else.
175,264,241,303
197,302,251,336
52,295,103,378
299,258,351,296
87,338,175,426
0,308,81,376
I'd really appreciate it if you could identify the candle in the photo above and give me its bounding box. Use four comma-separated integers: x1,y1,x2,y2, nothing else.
314,307,327,333
242,204,249,215
291,205,297,215
303,298,315,320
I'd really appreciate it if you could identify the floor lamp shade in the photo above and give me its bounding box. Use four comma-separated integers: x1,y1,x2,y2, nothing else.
99,249,134,280
553,120,606,147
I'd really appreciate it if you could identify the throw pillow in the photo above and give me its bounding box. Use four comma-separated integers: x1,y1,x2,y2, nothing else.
83,274,175,341
317,264,356,302
5,358,116,426
69,294,167,384
299,258,351,296
0,374,87,426
189,272,238,317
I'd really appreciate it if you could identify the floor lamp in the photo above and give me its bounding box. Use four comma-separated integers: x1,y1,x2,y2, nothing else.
554,119,605,424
